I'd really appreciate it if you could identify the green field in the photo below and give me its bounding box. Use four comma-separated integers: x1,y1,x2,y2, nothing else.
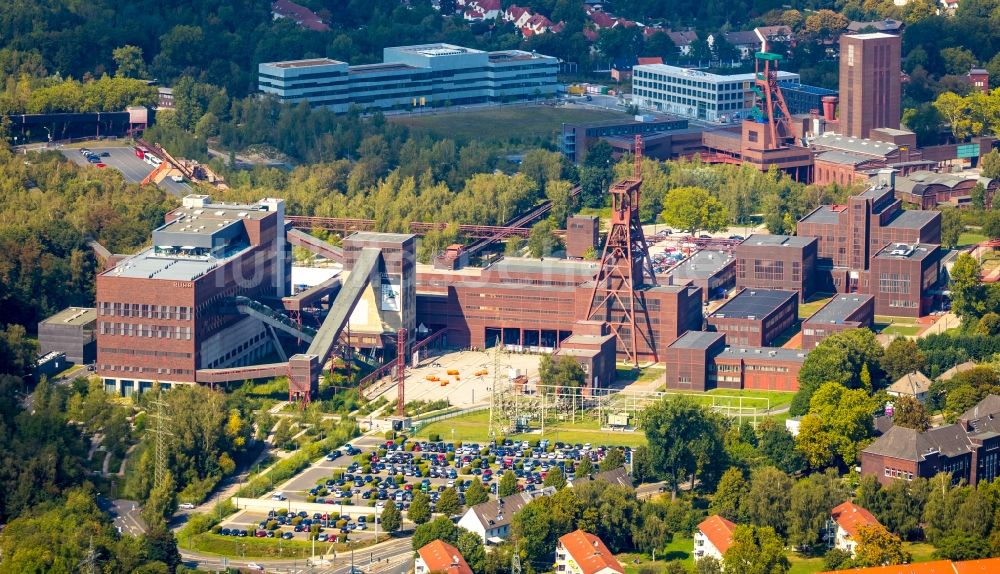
616,365,666,385
798,293,835,319
413,409,648,447
389,105,629,143
958,232,988,248
619,536,694,573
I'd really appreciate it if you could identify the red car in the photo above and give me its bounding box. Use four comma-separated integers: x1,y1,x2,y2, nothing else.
255,530,267,537
95,163,106,168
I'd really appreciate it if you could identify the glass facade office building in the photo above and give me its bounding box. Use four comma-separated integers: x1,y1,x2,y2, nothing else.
259,44,558,112
632,64,800,123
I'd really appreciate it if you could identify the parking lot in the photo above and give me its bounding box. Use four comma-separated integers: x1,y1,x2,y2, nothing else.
371,350,543,408
240,434,631,539
61,146,191,196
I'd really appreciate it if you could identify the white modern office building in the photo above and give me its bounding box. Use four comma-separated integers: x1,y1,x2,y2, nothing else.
259,43,558,112
632,63,800,123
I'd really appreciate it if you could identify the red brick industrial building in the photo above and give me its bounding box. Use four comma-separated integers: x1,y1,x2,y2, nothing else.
800,294,875,349
96,195,289,396
664,330,806,392
734,235,818,300
706,288,799,347
414,257,704,362
796,170,942,316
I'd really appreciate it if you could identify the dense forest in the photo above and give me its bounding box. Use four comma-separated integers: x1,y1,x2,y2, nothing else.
0,147,175,330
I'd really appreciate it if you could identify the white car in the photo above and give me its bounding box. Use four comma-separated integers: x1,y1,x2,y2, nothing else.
179,502,195,509
247,563,264,571
170,175,184,183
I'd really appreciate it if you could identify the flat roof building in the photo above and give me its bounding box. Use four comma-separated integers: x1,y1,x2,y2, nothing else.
96,195,289,397
796,170,942,317
560,117,692,164
665,330,806,391
38,307,97,365
259,43,558,113
706,288,799,347
632,64,800,123
668,250,736,301
781,83,838,116
801,294,875,349
735,234,818,300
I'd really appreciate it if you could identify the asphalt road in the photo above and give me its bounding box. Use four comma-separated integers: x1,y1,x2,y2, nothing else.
109,499,147,537
60,146,191,196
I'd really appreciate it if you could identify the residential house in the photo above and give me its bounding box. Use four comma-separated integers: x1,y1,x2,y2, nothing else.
846,18,904,34
940,0,960,11
555,530,624,574
666,30,699,56
457,488,554,543
271,0,331,32
464,0,501,21
523,13,557,36
754,26,795,52
938,361,977,381
587,8,618,30
694,515,736,563
825,501,882,556
720,31,763,59
504,5,532,28
818,557,1000,574
860,395,1000,487
886,371,933,403
416,541,474,574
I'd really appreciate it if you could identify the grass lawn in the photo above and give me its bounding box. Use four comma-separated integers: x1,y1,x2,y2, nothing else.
880,324,922,337
704,389,794,411
389,106,628,143
413,409,648,447
616,365,665,385
798,293,835,319
959,232,988,248
787,552,825,574
905,542,937,562
187,532,386,559
618,537,694,573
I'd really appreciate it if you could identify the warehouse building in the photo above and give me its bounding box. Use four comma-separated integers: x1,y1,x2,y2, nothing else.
259,43,558,112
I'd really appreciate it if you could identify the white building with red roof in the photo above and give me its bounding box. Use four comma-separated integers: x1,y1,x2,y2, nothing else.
504,5,533,27
271,0,330,32
695,515,737,563
416,540,474,574
555,530,624,574
825,501,882,556
463,0,501,21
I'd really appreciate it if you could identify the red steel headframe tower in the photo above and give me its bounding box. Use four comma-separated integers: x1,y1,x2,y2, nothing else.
585,135,657,366
751,52,794,147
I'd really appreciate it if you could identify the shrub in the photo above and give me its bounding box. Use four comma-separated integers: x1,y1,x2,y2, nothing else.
429,433,440,442
385,431,396,440
266,520,278,530
337,519,348,528
210,525,222,534
277,508,288,516
291,516,303,526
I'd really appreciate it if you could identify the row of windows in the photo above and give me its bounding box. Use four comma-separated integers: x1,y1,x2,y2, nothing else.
633,90,744,111
633,70,749,92
99,364,193,376
98,347,192,359
884,467,914,480
99,302,192,320
745,364,790,373
204,331,268,369
99,322,192,340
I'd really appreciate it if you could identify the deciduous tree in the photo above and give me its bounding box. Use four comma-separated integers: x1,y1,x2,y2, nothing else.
723,525,790,574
